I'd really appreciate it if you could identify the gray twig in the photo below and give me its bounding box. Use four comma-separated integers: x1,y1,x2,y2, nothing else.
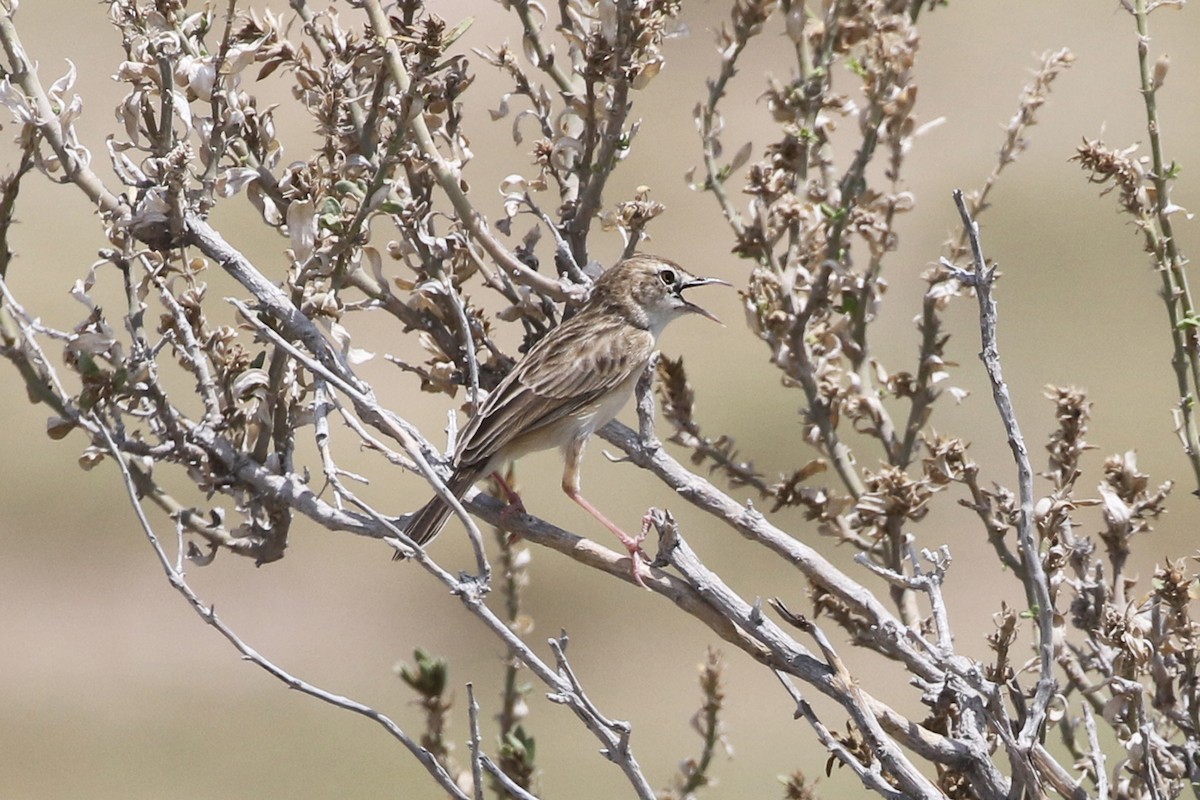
480,756,542,800
952,188,1056,751
228,296,492,583
545,634,655,799
443,274,481,407
649,510,945,800
465,683,486,800
1082,702,1108,800
93,416,471,800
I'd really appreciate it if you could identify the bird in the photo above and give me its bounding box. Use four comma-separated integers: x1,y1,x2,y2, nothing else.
399,253,728,586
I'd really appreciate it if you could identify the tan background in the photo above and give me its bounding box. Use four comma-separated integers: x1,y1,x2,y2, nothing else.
3,1,1200,797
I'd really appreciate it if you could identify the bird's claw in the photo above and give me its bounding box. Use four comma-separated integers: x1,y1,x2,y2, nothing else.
499,496,527,522
616,529,650,590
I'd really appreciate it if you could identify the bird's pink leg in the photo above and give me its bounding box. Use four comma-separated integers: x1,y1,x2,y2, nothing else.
488,470,527,532
562,439,648,589
490,470,526,513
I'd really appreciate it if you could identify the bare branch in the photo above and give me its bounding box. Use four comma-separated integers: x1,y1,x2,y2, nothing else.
951,190,1056,751
95,416,471,799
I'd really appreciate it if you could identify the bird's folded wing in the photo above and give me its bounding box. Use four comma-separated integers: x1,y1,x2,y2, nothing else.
457,319,654,468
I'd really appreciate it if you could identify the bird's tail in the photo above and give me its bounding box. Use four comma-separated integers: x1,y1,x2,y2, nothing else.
395,466,487,560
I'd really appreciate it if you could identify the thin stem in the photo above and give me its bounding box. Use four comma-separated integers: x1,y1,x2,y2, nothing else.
566,0,634,264
1132,0,1200,493
509,0,577,96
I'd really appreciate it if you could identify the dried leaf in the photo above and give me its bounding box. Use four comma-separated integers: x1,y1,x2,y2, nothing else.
287,198,317,265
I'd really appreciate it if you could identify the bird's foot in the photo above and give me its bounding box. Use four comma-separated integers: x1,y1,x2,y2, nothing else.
492,472,525,510
613,527,649,589
501,495,527,519
566,488,652,590
498,498,527,541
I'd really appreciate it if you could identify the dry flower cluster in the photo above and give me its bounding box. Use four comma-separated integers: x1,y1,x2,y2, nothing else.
3,0,1200,798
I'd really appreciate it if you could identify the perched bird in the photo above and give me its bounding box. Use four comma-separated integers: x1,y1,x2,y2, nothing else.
401,253,728,585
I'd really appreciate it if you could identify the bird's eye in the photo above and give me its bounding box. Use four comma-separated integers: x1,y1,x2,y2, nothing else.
658,268,678,286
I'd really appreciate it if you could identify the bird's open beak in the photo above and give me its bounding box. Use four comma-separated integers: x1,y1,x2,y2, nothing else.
679,276,731,324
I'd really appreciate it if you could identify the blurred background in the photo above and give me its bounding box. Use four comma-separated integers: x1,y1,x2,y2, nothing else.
3,1,1200,797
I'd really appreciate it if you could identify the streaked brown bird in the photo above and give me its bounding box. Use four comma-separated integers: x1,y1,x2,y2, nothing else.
401,253,728,585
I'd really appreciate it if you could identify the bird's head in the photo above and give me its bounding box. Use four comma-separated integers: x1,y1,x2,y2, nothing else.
593,254,730,335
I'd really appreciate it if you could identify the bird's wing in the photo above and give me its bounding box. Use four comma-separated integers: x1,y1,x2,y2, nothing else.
456,314,654,469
